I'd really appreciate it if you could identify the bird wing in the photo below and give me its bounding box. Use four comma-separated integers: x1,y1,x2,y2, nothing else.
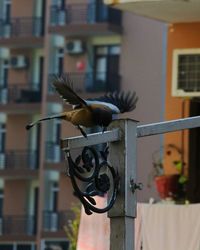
52,75,88,107
86,91,138,114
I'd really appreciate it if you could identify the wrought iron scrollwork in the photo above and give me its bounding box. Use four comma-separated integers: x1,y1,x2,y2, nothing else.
64,146,119,215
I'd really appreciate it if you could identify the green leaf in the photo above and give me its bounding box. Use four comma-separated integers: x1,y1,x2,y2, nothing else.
179,175,187,184
174,161,182,172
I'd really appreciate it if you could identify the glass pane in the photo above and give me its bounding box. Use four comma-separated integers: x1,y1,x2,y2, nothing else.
177,54,200,92
96,57,107,75
109,46,120,55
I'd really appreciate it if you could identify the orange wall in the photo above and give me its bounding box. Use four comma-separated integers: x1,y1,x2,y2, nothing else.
164,23,200,174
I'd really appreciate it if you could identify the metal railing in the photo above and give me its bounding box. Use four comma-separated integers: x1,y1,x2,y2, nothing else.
43,210,74,232
0,17,43,38
50,3,122,25
0,150,38,170
61,116,200,250
0,215,36,235
0,84,41,104
48,72,121,94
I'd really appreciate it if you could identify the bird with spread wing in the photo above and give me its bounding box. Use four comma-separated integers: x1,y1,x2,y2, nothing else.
26,75,138,137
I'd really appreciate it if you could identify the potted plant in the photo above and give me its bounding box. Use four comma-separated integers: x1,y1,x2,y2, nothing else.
148,144,188,201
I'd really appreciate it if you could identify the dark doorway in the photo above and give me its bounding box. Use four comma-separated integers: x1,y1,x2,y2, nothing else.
93,45,120,92
0,190,3,218
36,124,41,168
106,52,120,92
41,0,46,35
39,56,44,95
188,99,200,202
33,187,39,234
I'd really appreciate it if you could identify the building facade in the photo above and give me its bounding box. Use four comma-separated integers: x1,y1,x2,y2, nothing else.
106,0,200,202
0,0,166,249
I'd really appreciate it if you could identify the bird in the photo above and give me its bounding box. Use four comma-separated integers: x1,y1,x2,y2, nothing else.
26,75,138,137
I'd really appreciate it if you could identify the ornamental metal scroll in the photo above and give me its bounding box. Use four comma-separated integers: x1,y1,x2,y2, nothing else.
63,146,120,215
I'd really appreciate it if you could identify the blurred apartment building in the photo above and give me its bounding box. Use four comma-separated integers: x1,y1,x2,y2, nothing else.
0,0,123,249
0,0,169,249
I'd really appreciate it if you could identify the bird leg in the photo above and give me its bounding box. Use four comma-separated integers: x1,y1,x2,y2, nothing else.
77,125,87,138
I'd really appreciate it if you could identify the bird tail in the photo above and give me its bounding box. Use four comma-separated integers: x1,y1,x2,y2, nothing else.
26,113,66,130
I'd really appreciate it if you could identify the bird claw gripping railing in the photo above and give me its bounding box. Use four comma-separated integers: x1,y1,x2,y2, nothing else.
63,146,120,215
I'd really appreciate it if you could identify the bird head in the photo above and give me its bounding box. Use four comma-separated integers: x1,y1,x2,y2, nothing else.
92,108,113,127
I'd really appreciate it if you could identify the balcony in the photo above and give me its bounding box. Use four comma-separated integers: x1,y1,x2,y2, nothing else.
43,210,74,234
0,84,41,114
0,17,44,48
0,150,38,178
48,72,121,102
0,215,36,240
49,3,122,36
104,0,200,23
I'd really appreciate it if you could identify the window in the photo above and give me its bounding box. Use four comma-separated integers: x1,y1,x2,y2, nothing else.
3,0,11,23
0,123,6,169
43,182,59,231
55,48,64,76
172,49,200,97
178,54,200,91
46,119,61,162
50,182,59,212
0,60,9,103
0,124,6,154
87,45,120,92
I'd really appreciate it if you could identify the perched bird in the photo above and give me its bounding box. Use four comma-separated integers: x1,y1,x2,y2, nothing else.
26,75,138,137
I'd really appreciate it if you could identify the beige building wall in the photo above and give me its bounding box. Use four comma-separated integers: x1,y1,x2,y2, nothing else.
3,180,29,215
6,115,29,150
58,175,78,211
11,0,35,17
120,13,167,201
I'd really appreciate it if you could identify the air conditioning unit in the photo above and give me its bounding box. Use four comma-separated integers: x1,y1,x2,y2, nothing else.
172,48,200,97
10,55,29,69
66,40,85,55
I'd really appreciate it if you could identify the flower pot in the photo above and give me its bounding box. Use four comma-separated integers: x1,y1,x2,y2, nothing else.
154,174,179,199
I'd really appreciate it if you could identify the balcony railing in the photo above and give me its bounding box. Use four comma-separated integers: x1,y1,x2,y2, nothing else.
43,210,74,232
0,84,41,104
0,17,43,38
0,150,38,170
48,72,121,94
0,215,36,235
50,3,122,26
45,142,63,163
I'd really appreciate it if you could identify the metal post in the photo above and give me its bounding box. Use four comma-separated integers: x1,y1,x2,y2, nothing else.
108,119,137,250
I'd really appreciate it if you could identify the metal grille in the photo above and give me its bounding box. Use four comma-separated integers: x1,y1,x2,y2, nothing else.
178,54,200,92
